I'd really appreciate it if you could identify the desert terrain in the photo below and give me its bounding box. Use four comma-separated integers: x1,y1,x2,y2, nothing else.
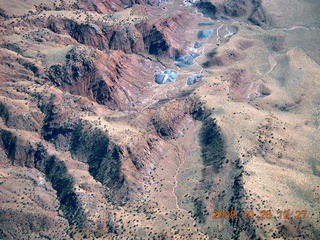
0,0,319,239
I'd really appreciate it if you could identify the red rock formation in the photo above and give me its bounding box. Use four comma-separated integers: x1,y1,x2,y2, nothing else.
46,46,154,110
136,13,194,57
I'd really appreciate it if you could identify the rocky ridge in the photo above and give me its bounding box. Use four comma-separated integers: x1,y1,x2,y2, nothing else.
0,0,319,239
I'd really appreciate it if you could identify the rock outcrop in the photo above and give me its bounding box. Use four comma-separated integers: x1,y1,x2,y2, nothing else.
46,46,154,110
136,13,193,57
1,0,318,239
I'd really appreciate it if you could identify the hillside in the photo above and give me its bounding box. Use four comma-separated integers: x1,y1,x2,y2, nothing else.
0,0,319,239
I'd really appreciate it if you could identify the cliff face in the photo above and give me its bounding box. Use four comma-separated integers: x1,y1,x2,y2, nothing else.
108,24,145,53
45,46,114,106
6,9,186,58
47,17,142,53
134,13,194,57
46,46,156,110
44,9,190,57
0,1,266,238
1,0,319,239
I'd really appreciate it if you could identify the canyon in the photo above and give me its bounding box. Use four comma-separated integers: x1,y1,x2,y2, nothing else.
0,0,319,239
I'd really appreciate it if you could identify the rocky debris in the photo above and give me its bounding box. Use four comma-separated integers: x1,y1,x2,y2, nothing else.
154,70,178,84
194,0,260,21
2,3,192,59
62,20,109,51
46,46,96,87
122,0,169,7
126,136,158,171
0,71,164,237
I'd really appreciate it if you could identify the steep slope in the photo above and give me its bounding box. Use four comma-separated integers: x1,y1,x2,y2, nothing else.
0,0,319,239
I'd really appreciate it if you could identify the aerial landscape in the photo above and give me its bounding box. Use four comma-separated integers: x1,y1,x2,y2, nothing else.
0,0,319,239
